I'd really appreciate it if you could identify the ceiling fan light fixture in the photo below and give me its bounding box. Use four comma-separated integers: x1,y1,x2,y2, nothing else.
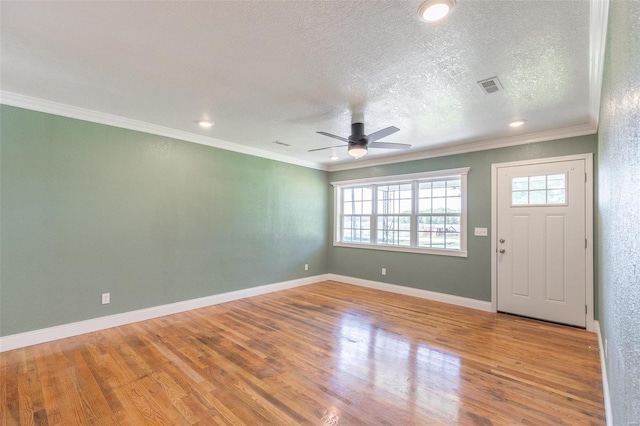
418,0,455,22
348,144,368,159
313,121,408,158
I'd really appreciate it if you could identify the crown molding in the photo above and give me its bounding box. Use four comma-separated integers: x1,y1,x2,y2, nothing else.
588,0,610,130
326,123,597,172
0,90,598,174
0,91,328,171
3,0,608,177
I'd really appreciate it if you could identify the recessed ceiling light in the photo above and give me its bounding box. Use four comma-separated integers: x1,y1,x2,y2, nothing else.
509,119,527,128
197,120,214,128
418,0,455,22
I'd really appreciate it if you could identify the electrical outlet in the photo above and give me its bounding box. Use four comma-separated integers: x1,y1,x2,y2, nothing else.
382,268,387,276
102,293,110,305
304,263,309,271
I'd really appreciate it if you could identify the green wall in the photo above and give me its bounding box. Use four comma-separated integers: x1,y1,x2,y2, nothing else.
0,103,599,339
0,105,329,336
328,135,597,302
597,0,640,422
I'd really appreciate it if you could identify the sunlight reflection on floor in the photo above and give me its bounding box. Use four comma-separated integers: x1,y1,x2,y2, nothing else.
335,312,461,422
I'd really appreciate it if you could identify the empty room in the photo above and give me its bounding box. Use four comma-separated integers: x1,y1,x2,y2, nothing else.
1,0,638,424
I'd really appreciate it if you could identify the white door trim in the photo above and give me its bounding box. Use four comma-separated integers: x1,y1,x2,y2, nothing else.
491,153,594,331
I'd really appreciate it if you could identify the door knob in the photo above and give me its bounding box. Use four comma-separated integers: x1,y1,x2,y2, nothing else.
499,249,506,253
499,239,505,243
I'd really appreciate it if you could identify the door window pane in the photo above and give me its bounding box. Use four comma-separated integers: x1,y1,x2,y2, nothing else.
547,174,566,189
511,174,566,206
512,177,528,191
547,190,566,204
529,175,547,190
512,191,528,205
530,190,546,204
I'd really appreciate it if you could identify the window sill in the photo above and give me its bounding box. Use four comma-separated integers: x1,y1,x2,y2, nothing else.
333,241,468,258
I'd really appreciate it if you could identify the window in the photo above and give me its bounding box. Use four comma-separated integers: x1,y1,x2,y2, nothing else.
512,173,566,205
376,183,412,246
332,168,469,257
417,179,462,249
342,187,373,243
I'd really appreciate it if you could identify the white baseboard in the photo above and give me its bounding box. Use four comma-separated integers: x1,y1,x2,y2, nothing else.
594,320,613,425
0,274,329,352
1,273,492,352
328,274,493,312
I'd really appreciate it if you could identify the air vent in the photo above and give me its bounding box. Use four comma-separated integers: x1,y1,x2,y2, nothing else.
477,76,503,94
272,140,291,147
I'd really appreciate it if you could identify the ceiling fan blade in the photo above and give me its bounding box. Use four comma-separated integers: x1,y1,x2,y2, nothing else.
369,141,411,150
308,144,347,152
316,131,349,142
367,126,400,143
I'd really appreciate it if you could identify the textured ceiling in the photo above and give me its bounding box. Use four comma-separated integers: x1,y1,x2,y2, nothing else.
0,1,597,168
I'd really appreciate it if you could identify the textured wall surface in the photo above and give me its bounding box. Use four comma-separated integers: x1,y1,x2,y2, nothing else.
0,105,329,336
328,135,596,302
597,0,640,423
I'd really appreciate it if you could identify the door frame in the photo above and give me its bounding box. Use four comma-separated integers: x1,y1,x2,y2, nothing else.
490,153,594,331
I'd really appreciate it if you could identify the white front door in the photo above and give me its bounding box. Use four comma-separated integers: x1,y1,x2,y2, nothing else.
496,158,587,327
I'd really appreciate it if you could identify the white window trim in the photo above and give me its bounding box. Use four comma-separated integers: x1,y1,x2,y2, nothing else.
331,167,470,257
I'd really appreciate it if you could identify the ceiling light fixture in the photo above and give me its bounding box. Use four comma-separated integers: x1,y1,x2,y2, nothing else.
509,119,527,128
418,0,455,22
197,120,214,128
348,143,368,159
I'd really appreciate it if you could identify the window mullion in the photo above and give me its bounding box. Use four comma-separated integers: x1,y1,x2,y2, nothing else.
371,184,378,244
337,188,343,242
460,174,467,253
410,181,418,247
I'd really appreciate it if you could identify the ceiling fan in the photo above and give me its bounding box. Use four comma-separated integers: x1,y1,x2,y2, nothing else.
310,122,411,159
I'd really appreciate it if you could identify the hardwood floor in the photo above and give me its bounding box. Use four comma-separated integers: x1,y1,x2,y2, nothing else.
0,281,605,425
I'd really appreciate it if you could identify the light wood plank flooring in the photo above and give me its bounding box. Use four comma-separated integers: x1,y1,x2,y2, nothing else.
0,281,605,425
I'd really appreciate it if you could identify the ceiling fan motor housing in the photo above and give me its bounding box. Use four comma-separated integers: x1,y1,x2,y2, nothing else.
350,122,368,144
349,138,368,146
